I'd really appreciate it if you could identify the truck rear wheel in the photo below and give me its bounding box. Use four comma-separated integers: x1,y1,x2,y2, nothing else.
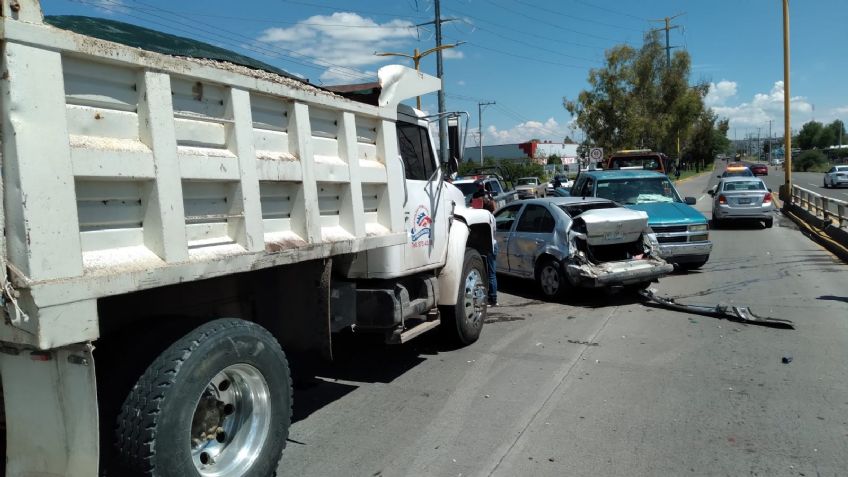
440,248,487,345
115,319,291,477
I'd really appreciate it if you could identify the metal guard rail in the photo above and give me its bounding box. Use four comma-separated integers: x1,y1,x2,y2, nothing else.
790,184,848,228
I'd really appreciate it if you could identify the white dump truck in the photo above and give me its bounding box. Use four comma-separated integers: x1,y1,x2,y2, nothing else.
0,3,496,476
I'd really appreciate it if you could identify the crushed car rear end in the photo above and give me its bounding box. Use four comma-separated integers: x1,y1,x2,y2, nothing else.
564,208,673,287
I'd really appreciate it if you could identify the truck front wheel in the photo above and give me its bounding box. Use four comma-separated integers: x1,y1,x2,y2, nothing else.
440,248,487,345
115,319,292,477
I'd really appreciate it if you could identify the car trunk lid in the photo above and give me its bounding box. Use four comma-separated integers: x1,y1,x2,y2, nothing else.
574,208,648,246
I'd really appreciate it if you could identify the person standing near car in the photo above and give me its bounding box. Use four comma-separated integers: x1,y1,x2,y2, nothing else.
470,182,499,306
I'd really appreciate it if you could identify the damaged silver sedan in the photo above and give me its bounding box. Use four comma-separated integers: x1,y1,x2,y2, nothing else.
493,197,674,299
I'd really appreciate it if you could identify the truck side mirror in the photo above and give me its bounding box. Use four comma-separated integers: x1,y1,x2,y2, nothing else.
447,156,459,174
707,189,715,196
684,197,697,205
448,117,461,163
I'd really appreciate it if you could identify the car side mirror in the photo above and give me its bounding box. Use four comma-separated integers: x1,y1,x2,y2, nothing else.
716,175,722,178
768,188,773,192
684,197,697,205
707,190,715,196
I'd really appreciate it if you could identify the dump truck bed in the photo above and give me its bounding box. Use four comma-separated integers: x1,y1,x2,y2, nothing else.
0,5,432,348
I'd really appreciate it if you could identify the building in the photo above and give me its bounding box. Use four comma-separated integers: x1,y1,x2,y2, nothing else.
463,141,580,164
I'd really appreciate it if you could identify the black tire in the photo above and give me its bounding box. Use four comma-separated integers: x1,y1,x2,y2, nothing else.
823,180,828,188
439,248,487,345
115,319,291,477
535,257,568,300
679,258,709,271
765,217,774,228
711,217,722,229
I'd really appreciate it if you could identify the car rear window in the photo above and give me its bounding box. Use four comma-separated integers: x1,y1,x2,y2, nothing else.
722,181,765,191
559,202,618,217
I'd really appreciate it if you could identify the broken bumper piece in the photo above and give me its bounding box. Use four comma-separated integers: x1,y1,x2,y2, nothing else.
638,289,795,329
566,258,674,288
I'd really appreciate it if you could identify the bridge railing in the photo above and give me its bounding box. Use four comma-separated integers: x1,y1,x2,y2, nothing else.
791,184,848,229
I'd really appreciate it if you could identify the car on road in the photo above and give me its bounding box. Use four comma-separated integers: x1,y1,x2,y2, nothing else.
708,177,775,228
514,176,547,199
823,165,848,188
749,163,768,176
606,149,671,174
493,197,673,299
720,165,755,178
570,170,712,269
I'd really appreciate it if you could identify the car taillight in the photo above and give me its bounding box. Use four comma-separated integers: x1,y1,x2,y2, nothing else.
763,192,772,204
718,195,727,204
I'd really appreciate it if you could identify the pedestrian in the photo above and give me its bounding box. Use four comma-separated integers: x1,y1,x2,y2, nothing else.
483,200,498,306
471,180,489,209
674,162,681,180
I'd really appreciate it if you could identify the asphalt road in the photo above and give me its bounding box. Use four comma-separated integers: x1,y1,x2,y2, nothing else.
280,171,848,477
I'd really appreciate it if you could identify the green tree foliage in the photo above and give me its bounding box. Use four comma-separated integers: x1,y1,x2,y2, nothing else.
547,154,561,165
563,31,724,163
793,149,829,172
797,120,844,149
686,114,730,165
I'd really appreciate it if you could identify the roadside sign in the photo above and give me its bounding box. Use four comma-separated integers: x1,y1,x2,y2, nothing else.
589,147,603,161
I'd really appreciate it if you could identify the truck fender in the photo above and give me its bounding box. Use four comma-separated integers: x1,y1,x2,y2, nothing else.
436,220,470,306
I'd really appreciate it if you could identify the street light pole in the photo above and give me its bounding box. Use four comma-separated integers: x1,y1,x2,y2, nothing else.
782,0,792,199
375,42,463,110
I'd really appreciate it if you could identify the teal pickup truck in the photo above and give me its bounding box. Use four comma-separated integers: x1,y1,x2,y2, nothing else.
570,170,712,269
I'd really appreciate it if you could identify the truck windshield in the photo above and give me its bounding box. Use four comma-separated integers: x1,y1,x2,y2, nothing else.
454,183,478,197
596,178,681,205
608,155,664,172
516,178,536,185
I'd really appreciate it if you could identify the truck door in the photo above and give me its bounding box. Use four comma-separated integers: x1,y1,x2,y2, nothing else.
509,204,556,277
396,121,450,271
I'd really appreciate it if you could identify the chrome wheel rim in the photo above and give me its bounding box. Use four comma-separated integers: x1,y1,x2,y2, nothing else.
190,363,271,477
463,268,486,328
540,264,560,296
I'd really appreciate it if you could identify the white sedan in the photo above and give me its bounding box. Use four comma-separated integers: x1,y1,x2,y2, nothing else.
823,165,848,188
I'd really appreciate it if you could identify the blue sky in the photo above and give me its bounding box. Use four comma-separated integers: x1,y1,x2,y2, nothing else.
46,0,848,145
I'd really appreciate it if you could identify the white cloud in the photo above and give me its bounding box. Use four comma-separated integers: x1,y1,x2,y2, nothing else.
710,80,812,131
90,0,127,15
833,106,848,116
457,80,466,86
442,49,465,60
485,117,571,144
704,80,737,107
257,13,419,83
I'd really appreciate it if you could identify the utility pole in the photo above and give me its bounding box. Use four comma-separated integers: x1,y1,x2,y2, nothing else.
651,13,683,68
757,127,761,159
768,119,773,163
434,0,447,163
782,0,792,197
478,101,496,165
375,42,463,110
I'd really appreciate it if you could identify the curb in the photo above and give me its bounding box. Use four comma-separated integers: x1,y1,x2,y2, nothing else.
673,170,712,185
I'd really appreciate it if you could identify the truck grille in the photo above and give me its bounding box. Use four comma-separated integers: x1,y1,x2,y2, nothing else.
656,236,687,243
651,225,687,233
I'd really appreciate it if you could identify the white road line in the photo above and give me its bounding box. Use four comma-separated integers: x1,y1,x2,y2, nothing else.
698,194,706,202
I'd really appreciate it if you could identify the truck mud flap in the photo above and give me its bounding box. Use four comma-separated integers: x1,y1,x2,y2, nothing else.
638,289,795,329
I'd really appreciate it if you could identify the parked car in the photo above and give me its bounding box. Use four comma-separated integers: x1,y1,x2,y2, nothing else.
453,176,518,209
570,170,712,269
823,165,848,188
606,150,671,174
749,163,768,176
708,177,775,228
514,176,547,199
493,197,673,299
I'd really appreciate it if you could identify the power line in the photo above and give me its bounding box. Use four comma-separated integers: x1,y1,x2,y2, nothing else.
482,0,631,44
447,8,609,51
573,0,647,22
100,0,376,82
450,19,601,64
456,40,595,70
279,0,431,21
512,0,645,32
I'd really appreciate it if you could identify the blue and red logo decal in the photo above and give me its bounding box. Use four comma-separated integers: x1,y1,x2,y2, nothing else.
410,205,432,248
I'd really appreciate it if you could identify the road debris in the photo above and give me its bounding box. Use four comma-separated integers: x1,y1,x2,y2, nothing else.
782,356,793,364
567,339,600,346
638,290,795,329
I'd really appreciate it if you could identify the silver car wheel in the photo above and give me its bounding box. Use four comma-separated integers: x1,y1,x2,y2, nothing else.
463,268,486,328
540,263,561,297
190,363,272,477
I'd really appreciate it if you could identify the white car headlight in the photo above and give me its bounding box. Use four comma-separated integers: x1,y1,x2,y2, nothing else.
689,224,708,232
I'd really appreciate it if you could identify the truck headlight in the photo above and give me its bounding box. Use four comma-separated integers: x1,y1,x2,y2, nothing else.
689,224,708,232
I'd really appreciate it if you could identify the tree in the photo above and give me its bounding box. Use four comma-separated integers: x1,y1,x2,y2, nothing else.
797,121,824,150
793,149,829,172
547,154,561,165
563,136,577,144
826,119,845,146
564,31,709,161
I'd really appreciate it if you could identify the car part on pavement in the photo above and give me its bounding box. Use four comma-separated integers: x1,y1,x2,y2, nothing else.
638,289,795,329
